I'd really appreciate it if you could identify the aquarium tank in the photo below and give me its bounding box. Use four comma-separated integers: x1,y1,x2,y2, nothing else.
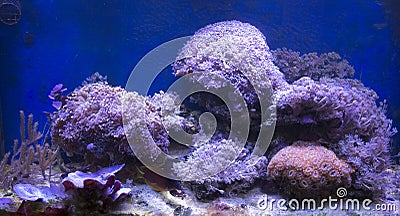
0,1,399,215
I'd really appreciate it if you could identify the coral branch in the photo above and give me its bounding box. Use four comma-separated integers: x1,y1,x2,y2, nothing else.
0,111,59,190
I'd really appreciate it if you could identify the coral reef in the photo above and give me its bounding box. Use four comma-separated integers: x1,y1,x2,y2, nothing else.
120,91,177,162
172,20,396,201
273,76,396,199
267,141,353,198
0,20,398,215
169,21,277,200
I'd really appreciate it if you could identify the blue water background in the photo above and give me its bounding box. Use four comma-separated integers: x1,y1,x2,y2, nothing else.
0,0,399,155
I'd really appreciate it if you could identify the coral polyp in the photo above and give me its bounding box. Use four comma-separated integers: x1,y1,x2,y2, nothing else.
267,141,353,198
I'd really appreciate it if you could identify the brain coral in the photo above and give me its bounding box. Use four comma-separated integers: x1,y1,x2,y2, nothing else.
267,141,353,198
51,81,172,167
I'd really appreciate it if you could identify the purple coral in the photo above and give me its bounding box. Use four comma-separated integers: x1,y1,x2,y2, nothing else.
172,20,396,201
183,140,269,200
170,22,278,200
273,75,396,199
173,20,287,106
271,48,355,83
50,79,170,166
275,77,391,140
334,134,394,199
270,62,396,201
61,164,131,207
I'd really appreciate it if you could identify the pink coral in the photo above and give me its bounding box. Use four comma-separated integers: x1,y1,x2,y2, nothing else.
267,141,353,197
